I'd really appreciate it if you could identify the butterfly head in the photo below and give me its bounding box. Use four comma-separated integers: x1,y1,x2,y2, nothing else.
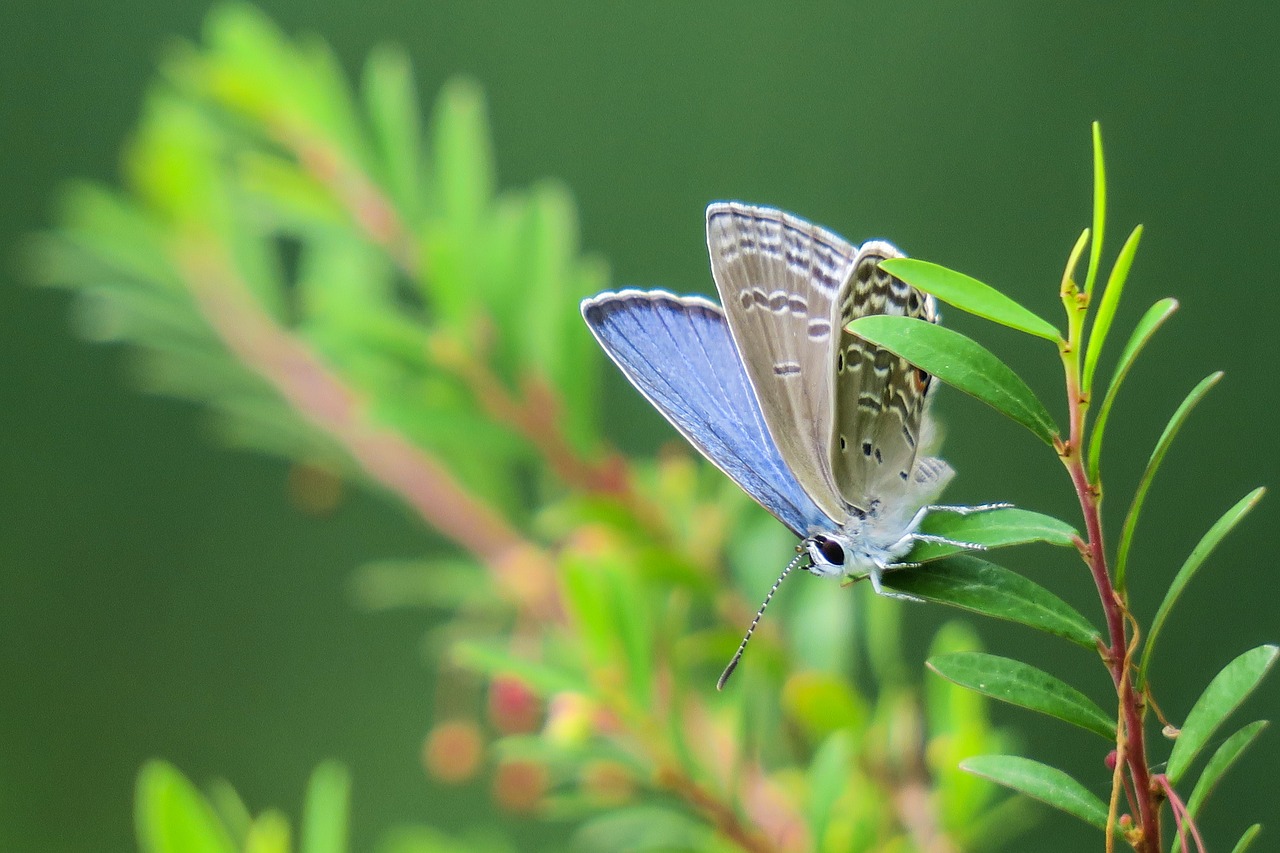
803,534,848,577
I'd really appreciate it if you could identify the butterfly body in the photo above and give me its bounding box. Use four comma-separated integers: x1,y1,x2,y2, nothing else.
582,202,986,597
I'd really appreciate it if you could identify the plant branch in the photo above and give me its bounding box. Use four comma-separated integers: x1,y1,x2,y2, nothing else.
1156,774,1206,853
428,332,636,500
176,238,558,617
656,767,782,853
284,130,423,278
1061,278,1159,851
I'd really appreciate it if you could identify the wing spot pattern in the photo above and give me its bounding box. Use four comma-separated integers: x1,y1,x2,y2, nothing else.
807,319,831,340
773,361,802,376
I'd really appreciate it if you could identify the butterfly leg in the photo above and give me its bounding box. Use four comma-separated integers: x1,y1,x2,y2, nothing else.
868,560,927,602
923,502,1014,515
868,564,884,595
909,532,986,550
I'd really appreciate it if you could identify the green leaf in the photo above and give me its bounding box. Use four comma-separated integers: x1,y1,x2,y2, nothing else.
925,623,1007,835
928,652,1114,739
806,732,854,847
1084,122,1106,298
1114,371,1223,590
1086,297,1179,483
520,180,580,391
377,825,514,853
135,761,237,853
782,672,868,742
1181,720,1268,834
301,761,349,853
1166,645,1280,785
451,639,585,695
244,811,292,853
960,755,1109,831
1139,488,1266,686
1082,224,1143,395
879,258,1061,341
1230,824,1263,853
431,76,494,230
571,806,713,853
362,43,422,226
880,554,1100,649
204,779,252,846
846,316,1059,445
911,507,1078,562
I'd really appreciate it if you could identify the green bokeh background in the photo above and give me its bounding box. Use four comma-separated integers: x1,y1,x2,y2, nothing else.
3,2,1276,851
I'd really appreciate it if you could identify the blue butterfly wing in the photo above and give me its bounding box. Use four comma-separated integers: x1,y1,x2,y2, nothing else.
581,289,833,538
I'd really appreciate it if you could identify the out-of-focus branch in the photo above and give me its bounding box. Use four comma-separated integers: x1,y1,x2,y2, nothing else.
176,240,557,617
286,133,423,279
655,767,783,853
430,334,634,496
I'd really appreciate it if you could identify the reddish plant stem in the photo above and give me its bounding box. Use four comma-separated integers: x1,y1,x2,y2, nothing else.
178,244,559,616
657,768,781,853
1156,774,1206,853
430,334,635,500
1063,359,1159,851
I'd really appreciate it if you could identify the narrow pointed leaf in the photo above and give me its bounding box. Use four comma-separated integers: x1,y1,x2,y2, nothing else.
362,44,422,226
960,755,1109,831
1084,122,1106,297
1181,720,1268,834
806,732,854,846
1166,645,1280,785
135,761,237,853
1087,297,1179,482
1082,224,1143,394
879,258,1061,340
431,76,494,228
929,652,1114,738
1139,488,1266,685
881,554,1100,649
847,316,1059,445
1062,228,1091,295
912,507,1077,562
1231,824,1263,853
452,639,585,695
244,812,291,853
301,761,349,853
1114,372,1223,591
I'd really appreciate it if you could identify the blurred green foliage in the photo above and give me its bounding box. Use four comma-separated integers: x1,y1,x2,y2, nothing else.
18,2,1274,852
30,4,1031,850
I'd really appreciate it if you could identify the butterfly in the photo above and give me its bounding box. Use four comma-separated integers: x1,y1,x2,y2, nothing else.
581,203,1000,687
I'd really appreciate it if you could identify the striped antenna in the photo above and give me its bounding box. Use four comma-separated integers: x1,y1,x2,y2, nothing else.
716,549,807,691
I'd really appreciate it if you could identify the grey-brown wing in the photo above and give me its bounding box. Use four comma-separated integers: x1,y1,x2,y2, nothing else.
706,202,854,523
831,240,940,510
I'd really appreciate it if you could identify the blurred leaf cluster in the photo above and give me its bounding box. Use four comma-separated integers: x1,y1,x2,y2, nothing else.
32,4,1028,851
136,760,510,853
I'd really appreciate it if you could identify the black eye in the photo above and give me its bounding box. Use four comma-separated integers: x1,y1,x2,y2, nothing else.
811,535,845,566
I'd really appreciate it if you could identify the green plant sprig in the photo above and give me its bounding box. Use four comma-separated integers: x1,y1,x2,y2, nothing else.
855,124,1273,853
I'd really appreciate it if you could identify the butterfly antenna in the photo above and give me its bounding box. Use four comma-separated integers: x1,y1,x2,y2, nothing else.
716,549,807,691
